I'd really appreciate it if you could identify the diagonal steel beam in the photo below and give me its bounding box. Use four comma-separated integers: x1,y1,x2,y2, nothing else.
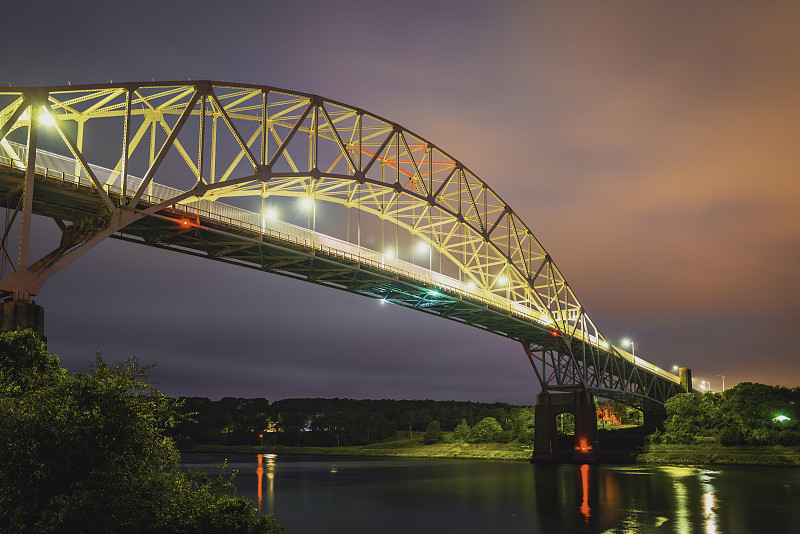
128,90,200,207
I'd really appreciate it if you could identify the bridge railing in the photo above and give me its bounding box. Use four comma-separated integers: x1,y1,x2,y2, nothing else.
0,144,679,384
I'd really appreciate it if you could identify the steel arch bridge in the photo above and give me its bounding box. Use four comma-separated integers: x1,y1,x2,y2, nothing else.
0,81,685,411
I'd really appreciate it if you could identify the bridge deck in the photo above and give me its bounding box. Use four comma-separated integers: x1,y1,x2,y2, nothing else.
0,143,682,405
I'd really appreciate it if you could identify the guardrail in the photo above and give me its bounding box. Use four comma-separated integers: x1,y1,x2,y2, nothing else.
0,143,680,384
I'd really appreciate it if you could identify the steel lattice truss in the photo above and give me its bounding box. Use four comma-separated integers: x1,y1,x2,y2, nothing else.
0,81,682,405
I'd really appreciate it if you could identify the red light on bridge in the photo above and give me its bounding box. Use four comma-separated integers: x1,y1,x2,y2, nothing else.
551,330,559,337
575,437,593,453
178,216,200,228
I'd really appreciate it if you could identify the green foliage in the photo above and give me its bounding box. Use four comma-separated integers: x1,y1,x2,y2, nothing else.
651,383,800,447
452,418,471,441
468,417,503,443
508,407,535,444
189,399,533,447
556,413,575,436
423,420,444,444
718,425,746,446
0,330,283,533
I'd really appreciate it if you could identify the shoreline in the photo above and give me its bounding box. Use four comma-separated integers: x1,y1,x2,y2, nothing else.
182,442,800,467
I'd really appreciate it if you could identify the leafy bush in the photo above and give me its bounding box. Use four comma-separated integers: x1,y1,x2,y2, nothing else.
496,430,514,443
718,426,745,446
423,421,444,444
468,417,502,443
452,418,470,441
0,330,283,533
647,429,662,444
662,430,695,445
776,430,800,446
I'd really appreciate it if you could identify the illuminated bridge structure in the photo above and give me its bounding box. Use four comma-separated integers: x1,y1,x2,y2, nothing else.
0,82,689,461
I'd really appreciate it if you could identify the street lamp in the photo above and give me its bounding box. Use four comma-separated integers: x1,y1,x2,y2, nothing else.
717,374,726,391
300,196,316,230
496,274,510,299
622,338,635,357
416,241,432,271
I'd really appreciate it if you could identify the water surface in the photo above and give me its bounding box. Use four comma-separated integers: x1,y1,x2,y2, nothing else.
182,452,800,533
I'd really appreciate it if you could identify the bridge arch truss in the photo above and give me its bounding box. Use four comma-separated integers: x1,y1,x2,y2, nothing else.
0,81,683,406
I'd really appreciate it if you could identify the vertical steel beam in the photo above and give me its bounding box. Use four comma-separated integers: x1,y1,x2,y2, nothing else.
260,90,268,166
210,114,218,183
121,89,132,199
312,100,318,171
74,119,84,177
18,103,38,274
149,121,156,167
198,94,206,184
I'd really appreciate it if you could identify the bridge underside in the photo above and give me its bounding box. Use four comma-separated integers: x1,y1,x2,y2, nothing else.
0,81,687,429
0,163,685,411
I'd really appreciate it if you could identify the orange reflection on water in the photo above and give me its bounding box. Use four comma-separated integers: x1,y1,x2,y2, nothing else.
256,454,264,513
256,453,277,513
580,463,591,523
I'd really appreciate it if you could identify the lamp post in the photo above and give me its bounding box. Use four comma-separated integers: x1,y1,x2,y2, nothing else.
717,375,725,391
622,338,635,357
416,241,432,271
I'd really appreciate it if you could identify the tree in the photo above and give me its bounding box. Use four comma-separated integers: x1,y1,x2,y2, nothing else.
423,421,444,444
400,410,416,438
508,407,535,443
468,417,503,443
0,330,283,533
452,418,470,441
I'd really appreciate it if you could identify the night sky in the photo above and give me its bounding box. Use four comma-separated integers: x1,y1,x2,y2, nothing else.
3,1,799,405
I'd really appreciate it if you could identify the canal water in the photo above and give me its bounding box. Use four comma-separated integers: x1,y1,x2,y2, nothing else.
181,452,800,533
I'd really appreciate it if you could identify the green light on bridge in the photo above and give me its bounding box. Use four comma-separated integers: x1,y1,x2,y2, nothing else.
774,415,791,423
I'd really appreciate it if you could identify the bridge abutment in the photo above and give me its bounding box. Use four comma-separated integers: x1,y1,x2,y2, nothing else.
679,367,693,393
532,390,599,463
0,300,45,339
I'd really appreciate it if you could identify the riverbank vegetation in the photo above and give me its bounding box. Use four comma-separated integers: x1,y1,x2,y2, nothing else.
0,330,283,533
170,396,537,449
194,435,534,461
650,383,800,446
172,383,800,467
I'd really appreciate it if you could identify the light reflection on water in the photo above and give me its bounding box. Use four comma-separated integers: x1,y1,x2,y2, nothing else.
182,452,800,534
255,453,277,513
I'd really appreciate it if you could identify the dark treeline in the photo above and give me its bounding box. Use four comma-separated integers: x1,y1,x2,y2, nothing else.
170,397,535,448
169,383,800,450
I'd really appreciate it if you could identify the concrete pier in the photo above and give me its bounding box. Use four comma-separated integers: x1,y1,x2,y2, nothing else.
0,300,45,338
532,390,599,463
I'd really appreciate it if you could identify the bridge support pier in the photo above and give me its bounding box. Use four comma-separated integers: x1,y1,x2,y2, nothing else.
643,407,667,431
0,300,45,338
679,367,693,393
532,390,599,463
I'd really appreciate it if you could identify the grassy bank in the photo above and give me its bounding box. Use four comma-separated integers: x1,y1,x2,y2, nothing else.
189,436,533,461
186,437,800,467
636,444,800,467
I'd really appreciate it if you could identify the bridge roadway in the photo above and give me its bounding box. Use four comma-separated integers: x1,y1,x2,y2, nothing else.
0,141,682,409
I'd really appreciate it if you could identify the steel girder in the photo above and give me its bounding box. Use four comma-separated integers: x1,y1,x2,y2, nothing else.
0,81,682,406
